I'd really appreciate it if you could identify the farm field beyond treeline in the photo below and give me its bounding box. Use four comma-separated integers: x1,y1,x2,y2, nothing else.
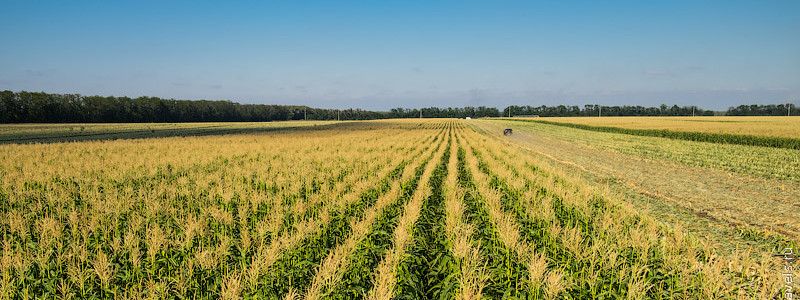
520,116,800,138
0,118,796,299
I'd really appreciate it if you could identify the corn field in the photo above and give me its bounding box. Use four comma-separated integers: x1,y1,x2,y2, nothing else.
0,120,789,299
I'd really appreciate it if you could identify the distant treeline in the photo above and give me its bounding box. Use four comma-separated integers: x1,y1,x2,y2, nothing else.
0,90,795,123
726,104,799,116
503,104,714,117
506,104,798,117
388,107,500,119
0,90,497,123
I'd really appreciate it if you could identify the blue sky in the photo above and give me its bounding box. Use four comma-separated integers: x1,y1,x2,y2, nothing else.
1,1,798,110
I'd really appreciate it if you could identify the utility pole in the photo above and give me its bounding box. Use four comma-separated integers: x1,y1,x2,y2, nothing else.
692,106,695,117
789,103,792,116
337,110,340,121
304,108,307,120
598,105,602,117
419,109,422,119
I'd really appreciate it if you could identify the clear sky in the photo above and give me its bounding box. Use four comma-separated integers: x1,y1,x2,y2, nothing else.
1,1,798,110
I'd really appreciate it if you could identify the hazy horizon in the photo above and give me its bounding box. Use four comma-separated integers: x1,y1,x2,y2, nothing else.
2,1,798,110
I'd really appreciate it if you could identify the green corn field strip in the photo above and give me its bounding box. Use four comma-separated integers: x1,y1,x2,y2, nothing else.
479,148,600,240
276,136,432,239
480,146,691,297
323,137,444,299
455,146,534,298
395,133,458,300
275,168,350,235
254,133,443,298
293,134,443,227
466,141,689,298
461,140,622,297
262,132,432,245
1,124,443,299
506,118,800,150
5,154,360,298
117,146,428,298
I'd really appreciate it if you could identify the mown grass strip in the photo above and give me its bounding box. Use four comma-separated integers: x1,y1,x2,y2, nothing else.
455,147,533,299
395,141,459,300
506,118,800,150
255,136,442,298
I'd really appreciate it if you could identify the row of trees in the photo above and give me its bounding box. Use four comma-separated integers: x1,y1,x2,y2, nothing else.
503,104,714,117
0,90,795,123
0,91,308,123
726,104,797,116
0,91,501,123
387,107,500,119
